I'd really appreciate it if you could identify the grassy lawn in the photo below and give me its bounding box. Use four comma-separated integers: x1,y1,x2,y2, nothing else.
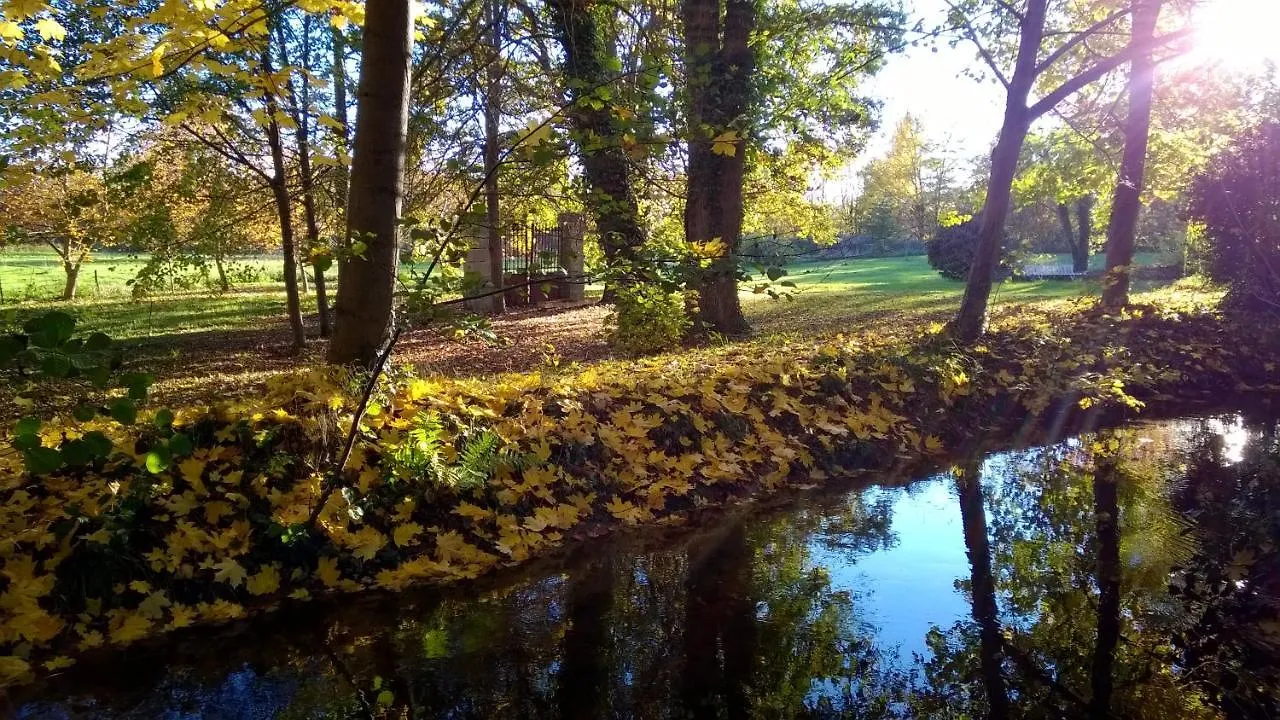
742,255,1110,337
1,250,1205,415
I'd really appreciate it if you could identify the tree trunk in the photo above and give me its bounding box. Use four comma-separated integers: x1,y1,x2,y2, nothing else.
1089,456,1122,719
681,0,754,336
951,0,1047,344
1057,201,1076,265
262,47,307,351
1074,195,1094,273
61,261,79,301
287,15,331,337
332,27,350,221
548,0,647,282
1101,0,1161,309
326,0,413,367
956,467,1011,720
214,252,229,291
484,0,506,314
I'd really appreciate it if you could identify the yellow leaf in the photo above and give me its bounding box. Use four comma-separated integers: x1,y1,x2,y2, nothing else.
137,591,171,619
393,522,423,548
246,565,280,596
150,42,167,78
5,0,44,20
179,456,206,486
712,130,739,157
33,16,64,41
169,605,196,629
316,556,342,588
0,20,24,41
43,656,75,671
109,613,152,645
604,497,643,524
213,558,247,588
924,435,943,454
0,656,31,684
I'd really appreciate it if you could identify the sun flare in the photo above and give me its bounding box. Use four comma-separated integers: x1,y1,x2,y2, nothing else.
1188,0,1280,71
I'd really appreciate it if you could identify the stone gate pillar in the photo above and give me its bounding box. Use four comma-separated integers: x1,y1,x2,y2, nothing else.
558,212,586,302
461,211,494,313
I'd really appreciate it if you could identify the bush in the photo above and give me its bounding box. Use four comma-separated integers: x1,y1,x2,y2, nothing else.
607,284,690,356
1187,121,1280,312
926,215,1014,281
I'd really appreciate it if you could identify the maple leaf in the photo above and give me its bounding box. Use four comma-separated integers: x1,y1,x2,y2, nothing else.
43,656,74,671
109,613,152,645
179,456,206,487
137,591,171,619
393,522,423,548
711,130,739,157
5,0,45,20
213,558,247,588
246,566,280,596
316,556,342,588
0,656,31,685
169,605,196,629
924,435,944,454
454,501,493,523
33,16,64,41
605,497,644,525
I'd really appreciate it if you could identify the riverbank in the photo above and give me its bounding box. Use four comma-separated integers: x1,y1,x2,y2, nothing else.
1,293,1278,686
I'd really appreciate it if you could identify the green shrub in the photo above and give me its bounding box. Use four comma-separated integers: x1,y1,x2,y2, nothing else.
607,285,690,356
926,215,1013,281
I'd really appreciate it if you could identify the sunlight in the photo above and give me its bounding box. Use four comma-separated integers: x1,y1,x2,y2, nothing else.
1187,0,1280,71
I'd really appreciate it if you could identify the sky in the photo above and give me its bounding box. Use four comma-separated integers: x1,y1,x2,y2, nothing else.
820,0,1004,201
821,0,1280,202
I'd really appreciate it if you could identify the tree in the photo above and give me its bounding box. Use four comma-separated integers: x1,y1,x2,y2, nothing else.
855,114,959,247
947,0,1191,343
681,0,755,335
0,166,145,299
260,40,307,351
1101,0,1162,308
327,0,414,367
548,0,647,289
1187,119,1280,313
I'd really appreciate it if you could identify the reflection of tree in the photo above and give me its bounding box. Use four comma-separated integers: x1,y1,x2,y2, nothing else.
955,461,1011,720
916,426,1267,719
1167,419,1280,719
558,555,615,719
1089,454,1121,719
683,522,757,718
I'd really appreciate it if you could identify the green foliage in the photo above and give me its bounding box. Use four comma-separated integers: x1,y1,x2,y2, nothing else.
1187,120,1280,312
607,284,690,356
1,311,151,474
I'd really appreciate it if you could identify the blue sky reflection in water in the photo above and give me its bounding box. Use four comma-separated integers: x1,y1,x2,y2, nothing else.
13,412,1280,719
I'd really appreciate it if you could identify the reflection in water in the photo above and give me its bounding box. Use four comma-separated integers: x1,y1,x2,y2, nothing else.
11,414,1280,719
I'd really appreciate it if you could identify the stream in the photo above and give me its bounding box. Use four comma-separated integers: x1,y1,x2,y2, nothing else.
10,409,1280,719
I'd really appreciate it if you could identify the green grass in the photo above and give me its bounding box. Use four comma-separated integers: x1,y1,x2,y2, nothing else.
0,249,1184,346
740,254,1179,337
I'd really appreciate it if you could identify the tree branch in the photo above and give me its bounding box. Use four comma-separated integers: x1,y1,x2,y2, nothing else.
1034,6,1131,75
1028,26,1190,120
